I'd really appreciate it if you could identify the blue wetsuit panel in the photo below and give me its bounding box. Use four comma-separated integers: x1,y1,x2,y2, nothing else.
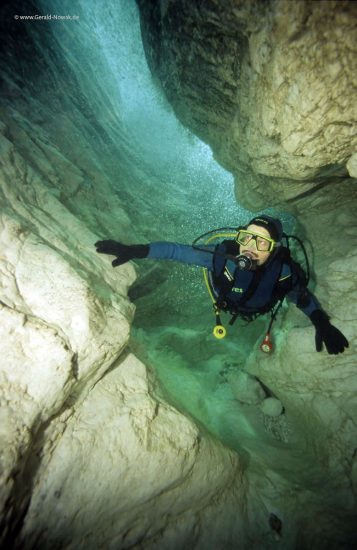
148,242,214,269
277,264,321,316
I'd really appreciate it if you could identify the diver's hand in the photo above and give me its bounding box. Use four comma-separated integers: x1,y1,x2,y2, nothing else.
310,310,349,355
95,240,149,267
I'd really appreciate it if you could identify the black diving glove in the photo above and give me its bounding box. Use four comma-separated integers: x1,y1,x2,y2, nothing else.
95,240,149,267
310,310,349,355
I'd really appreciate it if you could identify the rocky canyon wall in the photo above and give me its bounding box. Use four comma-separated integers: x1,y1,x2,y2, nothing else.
0,0,356,549
0,140,247,541
0,1,246,548
137,0,356,206
136,0,357,547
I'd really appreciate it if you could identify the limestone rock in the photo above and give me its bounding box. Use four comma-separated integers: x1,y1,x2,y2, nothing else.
0,0,356,548
19,353,244,549
138,3,356,544
260,397,283,417
137,0,357,205
226,369,266,405
0,130,136,537
346,152,357,178
0,7,247,546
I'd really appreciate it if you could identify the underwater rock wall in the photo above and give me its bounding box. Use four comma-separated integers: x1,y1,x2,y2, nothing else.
0,0,356,548
0,2,249,548
17,353,245,549
0,89,135,544
137,0,357,546
0,117,246,546
137,0,357,208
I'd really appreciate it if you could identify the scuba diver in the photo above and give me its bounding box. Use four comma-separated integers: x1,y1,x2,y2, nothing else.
95,215,349,355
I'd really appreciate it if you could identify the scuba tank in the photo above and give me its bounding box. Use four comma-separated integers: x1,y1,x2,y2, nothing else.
192,225,310,353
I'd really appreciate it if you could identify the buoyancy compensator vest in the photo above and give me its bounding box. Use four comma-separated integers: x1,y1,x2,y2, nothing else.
192,226,310,350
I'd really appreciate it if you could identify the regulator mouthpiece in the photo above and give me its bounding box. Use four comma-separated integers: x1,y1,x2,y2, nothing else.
235,253,257,271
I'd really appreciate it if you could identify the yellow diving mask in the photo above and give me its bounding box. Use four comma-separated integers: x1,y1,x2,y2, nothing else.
236,229,277,252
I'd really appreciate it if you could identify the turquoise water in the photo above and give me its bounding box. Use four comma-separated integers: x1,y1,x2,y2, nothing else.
41,0,296,458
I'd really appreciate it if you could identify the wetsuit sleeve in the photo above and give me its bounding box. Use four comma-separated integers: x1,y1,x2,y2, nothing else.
287,286,322,317
147,242,214,269
282,264,322,317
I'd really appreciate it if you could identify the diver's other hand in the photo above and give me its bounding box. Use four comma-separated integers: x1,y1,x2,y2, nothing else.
310,310,349,355
95,240,149,267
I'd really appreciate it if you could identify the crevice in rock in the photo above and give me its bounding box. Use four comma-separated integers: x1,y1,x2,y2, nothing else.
0,0,356,547
0,346,131,550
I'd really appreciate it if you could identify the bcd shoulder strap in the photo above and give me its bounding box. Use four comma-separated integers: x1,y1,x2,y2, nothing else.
212,240,265,311
212,240,238,286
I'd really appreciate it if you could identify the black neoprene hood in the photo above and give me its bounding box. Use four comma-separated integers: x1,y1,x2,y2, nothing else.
247,215,283,242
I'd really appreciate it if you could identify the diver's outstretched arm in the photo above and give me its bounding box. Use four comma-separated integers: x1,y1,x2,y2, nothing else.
286,272,349,355
95,240,149,267
95,240,214,269
309,309,349,355
147,241,214,268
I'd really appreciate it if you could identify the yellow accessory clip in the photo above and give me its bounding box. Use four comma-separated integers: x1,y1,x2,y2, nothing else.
201,232,237,339
213,324,227,339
